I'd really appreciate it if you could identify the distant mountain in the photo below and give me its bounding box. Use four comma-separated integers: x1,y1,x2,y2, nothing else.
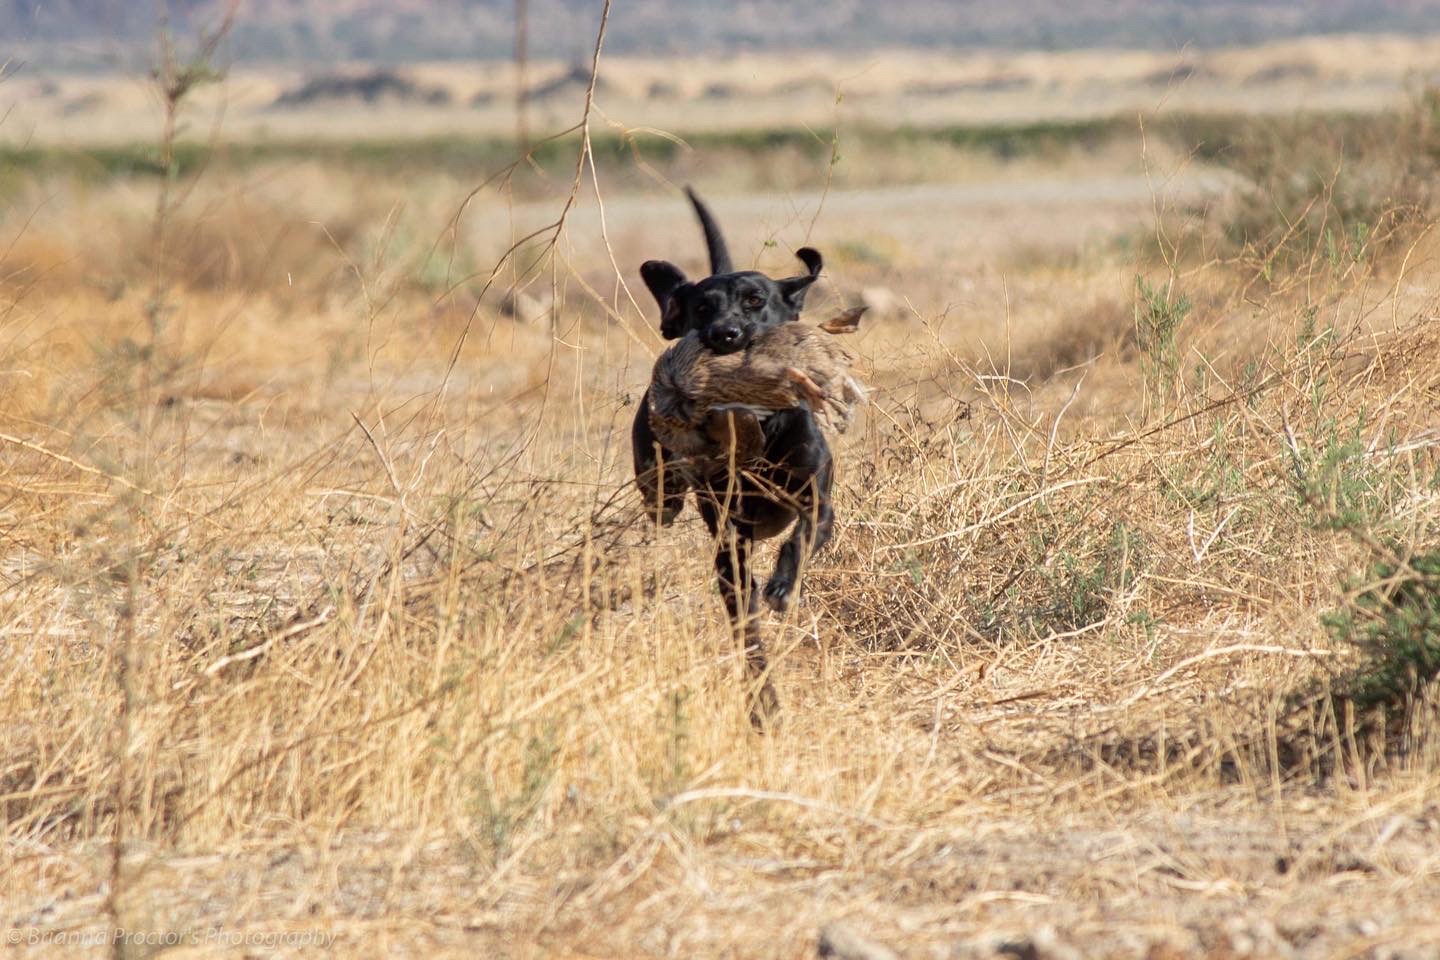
9,0,1440,66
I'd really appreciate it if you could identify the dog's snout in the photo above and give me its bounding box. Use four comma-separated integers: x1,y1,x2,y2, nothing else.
705,322,747,353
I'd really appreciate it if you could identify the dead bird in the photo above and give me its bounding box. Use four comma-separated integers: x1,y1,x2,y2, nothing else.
648,307,868,459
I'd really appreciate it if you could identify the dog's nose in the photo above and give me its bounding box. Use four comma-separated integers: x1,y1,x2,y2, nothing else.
709,323,744,349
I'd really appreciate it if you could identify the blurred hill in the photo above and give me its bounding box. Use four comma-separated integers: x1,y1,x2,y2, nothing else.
10,0,1440,66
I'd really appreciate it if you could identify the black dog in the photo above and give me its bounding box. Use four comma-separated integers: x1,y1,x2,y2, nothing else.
632,189,836,726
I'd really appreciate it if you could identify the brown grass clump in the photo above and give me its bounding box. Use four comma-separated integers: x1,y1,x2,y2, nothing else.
1006,294,1136,383
1168,85,1440,293
4,90,1440,959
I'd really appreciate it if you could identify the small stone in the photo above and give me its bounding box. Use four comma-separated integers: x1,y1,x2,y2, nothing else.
499,289,549,325
818,922,900,960
996,927,1082,960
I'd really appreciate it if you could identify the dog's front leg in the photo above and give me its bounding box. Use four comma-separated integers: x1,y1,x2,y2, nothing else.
759,408,836,613
698,498,780,729
764,484,834,612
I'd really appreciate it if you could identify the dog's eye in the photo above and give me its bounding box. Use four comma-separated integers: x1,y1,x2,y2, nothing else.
744,295,765,309
695,303,711,316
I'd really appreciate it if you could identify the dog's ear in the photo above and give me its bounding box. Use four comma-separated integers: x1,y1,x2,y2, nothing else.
641,260,690,339
778,246,823,313
658,284,694,339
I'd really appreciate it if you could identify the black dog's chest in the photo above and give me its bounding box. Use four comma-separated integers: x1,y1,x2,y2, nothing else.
694,474,796,539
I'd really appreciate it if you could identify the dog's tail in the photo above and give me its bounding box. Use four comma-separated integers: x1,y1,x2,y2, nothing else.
685,186,734,276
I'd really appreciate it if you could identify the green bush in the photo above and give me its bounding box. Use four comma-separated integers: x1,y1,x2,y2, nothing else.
1325,551,1440,714
1134,275,1191,400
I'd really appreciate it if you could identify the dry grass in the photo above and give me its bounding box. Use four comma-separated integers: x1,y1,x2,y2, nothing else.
5,49,1440,959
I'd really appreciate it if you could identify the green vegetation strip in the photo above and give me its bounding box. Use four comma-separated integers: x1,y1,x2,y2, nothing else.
0,110,1409,184
0,113,1336,180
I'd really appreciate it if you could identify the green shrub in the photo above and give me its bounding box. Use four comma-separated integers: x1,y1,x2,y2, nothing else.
1325,551,1440,714
1284,411,1399,532
1134,275,1191,400
1026,521,1145,635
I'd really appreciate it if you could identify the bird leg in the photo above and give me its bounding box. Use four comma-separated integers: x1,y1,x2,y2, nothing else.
784,367,829,409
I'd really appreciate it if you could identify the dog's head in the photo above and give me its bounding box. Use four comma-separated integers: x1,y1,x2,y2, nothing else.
640,189,823,355
641,250,822,354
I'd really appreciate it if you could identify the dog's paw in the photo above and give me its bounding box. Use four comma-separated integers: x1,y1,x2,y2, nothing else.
748,681,782,732
763,578,795,613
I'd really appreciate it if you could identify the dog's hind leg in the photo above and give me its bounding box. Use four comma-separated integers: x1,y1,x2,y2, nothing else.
698,498,781,729
759,409,836,613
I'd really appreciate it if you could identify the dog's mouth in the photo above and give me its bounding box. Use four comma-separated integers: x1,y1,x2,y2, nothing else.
701,323,750,354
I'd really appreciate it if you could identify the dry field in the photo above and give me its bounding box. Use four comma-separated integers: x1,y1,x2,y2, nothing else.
9,33,1440,146
4,36,1440,960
